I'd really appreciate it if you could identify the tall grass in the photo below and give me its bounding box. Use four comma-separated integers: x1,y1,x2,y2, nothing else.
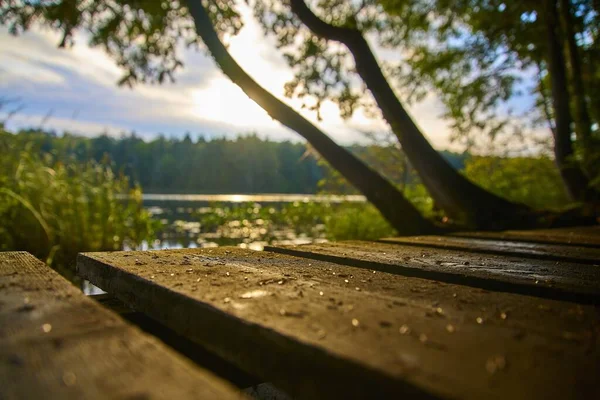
0,140,157,277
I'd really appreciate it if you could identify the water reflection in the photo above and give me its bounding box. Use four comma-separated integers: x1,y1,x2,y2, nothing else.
85,195,332,295
130,195,334,251
135,193,366,203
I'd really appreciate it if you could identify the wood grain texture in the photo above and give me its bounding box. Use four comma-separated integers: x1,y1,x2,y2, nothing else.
453,226,600,248
267,241,600,304
380,235,600,264
0,251,244,400
89,294,264,389
78,247,600,400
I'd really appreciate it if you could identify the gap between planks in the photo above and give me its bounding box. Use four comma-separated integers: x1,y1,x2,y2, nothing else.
265,241,600,305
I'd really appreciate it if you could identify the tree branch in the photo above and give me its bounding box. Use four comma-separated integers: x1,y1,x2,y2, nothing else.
289,0,362,43
184,0,436,235
289,0,527,227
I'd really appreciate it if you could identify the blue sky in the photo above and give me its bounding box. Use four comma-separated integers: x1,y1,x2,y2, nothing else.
0,4,520,149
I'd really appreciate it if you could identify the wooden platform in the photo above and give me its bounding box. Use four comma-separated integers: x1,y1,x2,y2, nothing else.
2,226,599,399
0,252,244,400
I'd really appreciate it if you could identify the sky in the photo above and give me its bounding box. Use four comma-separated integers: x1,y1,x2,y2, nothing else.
0,3,513,149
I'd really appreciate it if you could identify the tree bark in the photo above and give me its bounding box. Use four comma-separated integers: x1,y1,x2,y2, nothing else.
559,0,593,146
544,0,592,201
185,0,436,235
289,0,529,228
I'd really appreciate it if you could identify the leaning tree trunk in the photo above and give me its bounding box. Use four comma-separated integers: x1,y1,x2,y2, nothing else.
185,0,435,235
289,0,530,229
559,0,593,145
545,0,593,202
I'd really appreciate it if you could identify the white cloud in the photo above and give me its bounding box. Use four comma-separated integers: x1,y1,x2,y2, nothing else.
0,53,65,85
0,27,122,86
5,113,126,137
0,4,458,149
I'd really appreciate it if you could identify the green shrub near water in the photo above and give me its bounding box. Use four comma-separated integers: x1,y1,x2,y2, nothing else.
464,156,571,210
322,203,396,240
194,201,396,242
0,137,157,277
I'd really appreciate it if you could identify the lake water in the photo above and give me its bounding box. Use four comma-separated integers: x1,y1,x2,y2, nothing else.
137,193,364,251
85,193,353,295
140,193,366,203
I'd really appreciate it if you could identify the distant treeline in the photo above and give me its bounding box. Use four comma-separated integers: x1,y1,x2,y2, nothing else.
2,128,467,194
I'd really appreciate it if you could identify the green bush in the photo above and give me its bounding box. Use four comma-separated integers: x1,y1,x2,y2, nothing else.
323,203,396,241
464,156,571,210
0,137,157,275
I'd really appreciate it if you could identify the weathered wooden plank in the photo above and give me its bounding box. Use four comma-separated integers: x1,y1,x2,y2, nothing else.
267,241,600,304
379,235,600,264
78,248,600,400
453,226,600,248
0,251,244,400
89,294,265,390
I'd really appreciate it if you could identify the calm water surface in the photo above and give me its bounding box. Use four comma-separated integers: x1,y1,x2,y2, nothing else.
85,193,345,294
137,193,356,250
140,193,366,203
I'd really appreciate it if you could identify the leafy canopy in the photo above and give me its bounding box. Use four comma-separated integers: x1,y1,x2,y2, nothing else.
1,0,242,85
4,0,589,144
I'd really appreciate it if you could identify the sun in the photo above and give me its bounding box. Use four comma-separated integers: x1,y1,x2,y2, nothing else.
189,78,278,128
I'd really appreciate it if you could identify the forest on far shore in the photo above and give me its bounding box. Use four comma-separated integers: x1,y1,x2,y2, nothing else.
2,128,468,195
